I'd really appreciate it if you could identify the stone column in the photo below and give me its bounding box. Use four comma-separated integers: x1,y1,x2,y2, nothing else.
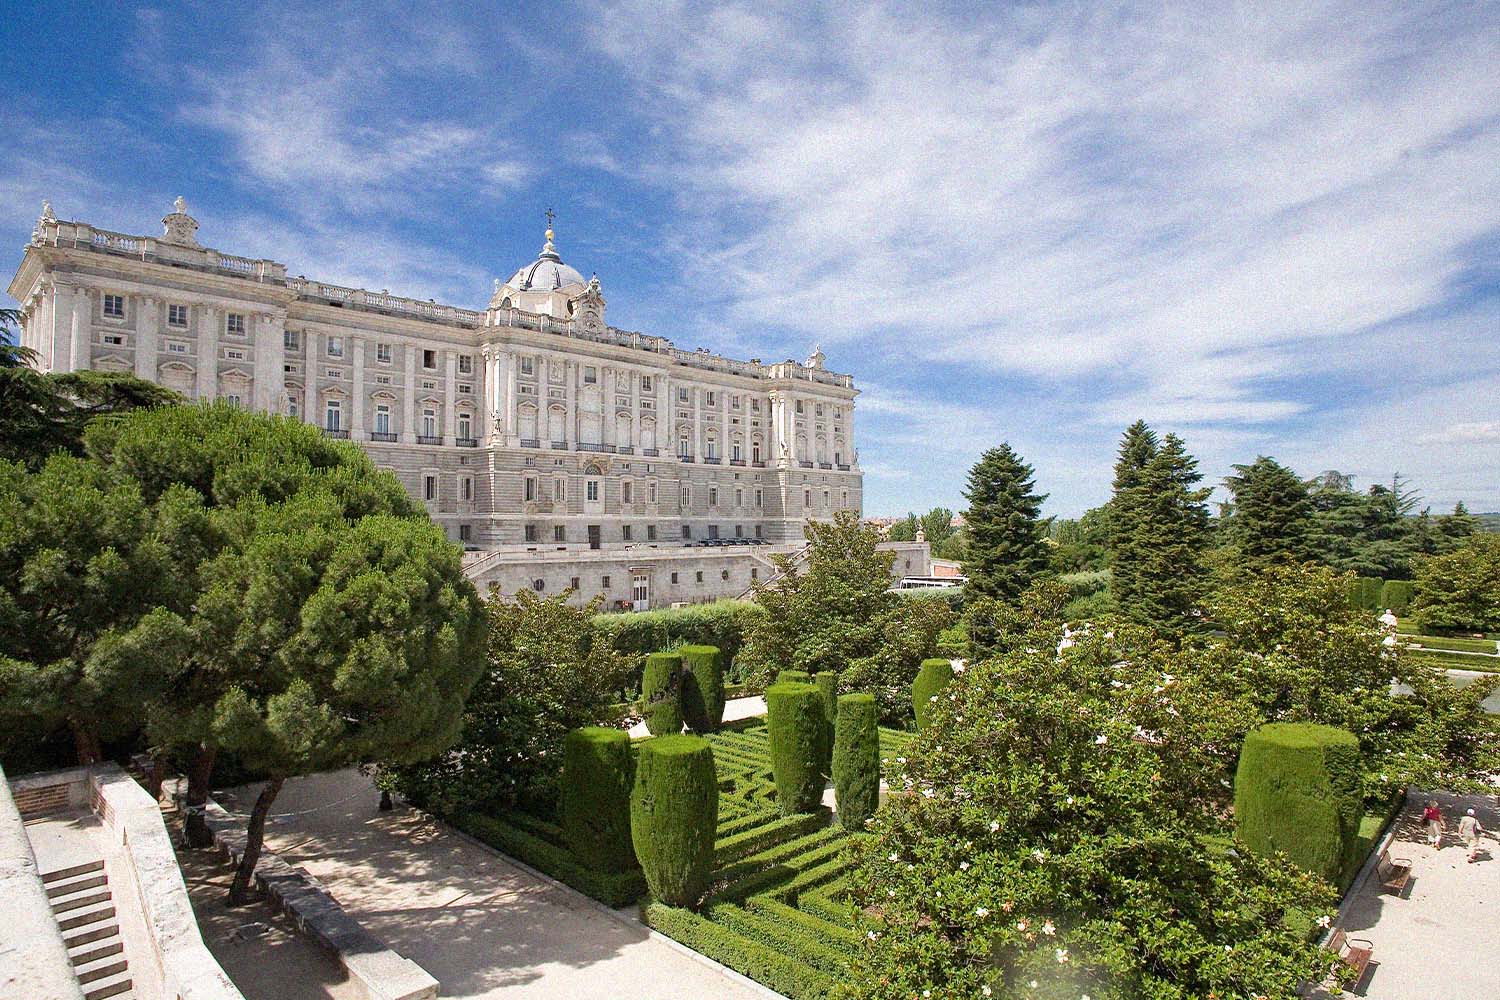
401,345,417,442
443,350,458,444
602,367,615,448
253,312,285,413
351,339,367,441
196,305,217,401
68,285,91,373
303,330,320,426
483,348,499,444
505,352,517,442
136,297,159,382
563,358,575,447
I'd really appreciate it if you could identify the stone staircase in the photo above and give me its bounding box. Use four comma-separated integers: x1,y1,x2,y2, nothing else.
44,857,134,1000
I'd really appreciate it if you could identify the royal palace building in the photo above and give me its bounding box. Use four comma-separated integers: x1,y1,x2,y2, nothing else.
8,200,928,606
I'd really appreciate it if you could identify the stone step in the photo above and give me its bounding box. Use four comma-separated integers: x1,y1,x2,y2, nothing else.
75,953,129,984
68,939,124,968
41,858,106,884
83,969,134,1000
62,919,121,949
46,872,109,899
51,888,113,915
55,900,116,932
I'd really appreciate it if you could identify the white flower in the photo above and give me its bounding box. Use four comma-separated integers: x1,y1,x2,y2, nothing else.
1066,796,1074,806
867,931,879,940
888,889,896,897
930,695,939,702
889,852,899,861
936,746,943,753
982,987,992,998
1016,919,1028,931
989,820,1000,832
922,787,936,798
923,992,931,998
1029,981,1039,989
959,861,970,871
1032,849,1046,862
975,907,989,917
1042,920,1056,936
1316,914,1332,929
1055,947,1068,963
1095,734,1108,745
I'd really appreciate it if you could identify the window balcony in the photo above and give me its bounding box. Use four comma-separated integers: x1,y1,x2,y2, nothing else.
837,463,851,471
577,442,615,453
819,462,833,470
751,460,767,468
799,460,814,468
550,440,569,450
729,458,746,467
679,454,695,463
616,446,635,455
703,456,722,465
456,437,479,448
370,431,397,442
417,435,443,446
323,428,349,439
642,448,660,457
520,438,541,449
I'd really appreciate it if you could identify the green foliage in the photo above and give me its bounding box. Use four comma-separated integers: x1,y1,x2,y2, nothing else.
1346,575,1384,611
1045,507,1109,573
963,578,1071,662
681,645,726,733
642,651,686,736
840,628,1344,1000
642,903,834,1000
767,682,827,816
1411,534,1500,633
1234,723,1363,881
457,811,644,907
1305,471,1429,579
960,443,1050,601
739,512,951,725
593,600,765,689
832,694,879,830
1116,430,1213,634
814,671,837,777
911,659,954,731
392,588,629,816
631,735,719,907
1222,456,1315,568
560,727,637,873
1106,419,1158,614
778,669,813,684
1380,579,1415,614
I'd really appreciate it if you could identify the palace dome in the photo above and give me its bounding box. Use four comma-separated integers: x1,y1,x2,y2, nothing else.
506,230,585,291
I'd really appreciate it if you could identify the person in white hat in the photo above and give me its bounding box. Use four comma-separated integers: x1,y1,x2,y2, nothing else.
1457,807,1485,863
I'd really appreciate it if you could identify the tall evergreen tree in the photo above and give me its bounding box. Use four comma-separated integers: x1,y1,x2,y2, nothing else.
1107,421,1159,611
1438,501,1479,550
1222,456,1314,568
1123,433,1212,632
961,443,1050,601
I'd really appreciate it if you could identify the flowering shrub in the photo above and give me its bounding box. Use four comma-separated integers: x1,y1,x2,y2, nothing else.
841,623,1344,1000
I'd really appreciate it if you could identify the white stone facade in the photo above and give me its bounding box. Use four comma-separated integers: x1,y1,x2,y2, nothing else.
8,201,882,606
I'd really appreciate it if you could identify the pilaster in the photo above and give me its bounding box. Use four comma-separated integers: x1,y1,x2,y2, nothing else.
195,305,217,401
68,284,91,373
443,349,458,443
351,339,367,441
136,297,159,381
253,311,284,413
401,344,417,443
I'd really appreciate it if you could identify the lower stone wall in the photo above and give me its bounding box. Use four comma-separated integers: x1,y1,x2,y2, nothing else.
0,764,85,1000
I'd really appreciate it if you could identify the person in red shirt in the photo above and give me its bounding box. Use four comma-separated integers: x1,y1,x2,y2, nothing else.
1422,800,1444,846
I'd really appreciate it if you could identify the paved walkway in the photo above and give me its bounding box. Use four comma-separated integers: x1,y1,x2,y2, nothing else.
628,694,768,738
221,770,770,1000
1337,791,1500,999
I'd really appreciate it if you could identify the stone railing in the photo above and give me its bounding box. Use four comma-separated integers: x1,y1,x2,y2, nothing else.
287,277,485,327
0,764,86,1000
34,219,287,283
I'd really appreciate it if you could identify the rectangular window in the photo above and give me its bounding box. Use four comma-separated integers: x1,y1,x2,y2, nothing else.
681,486,691,507
461,476,473,501
225,348,245,360
103,294,125,318
709,487,718,507
325,400,342,431
731,395,741,409
102,334,125,346
422,409,437,437
602,575,611,589
458,413,471,440
168,341,187,354
327,336,344,357
288,398,300,419
695,571,704,583
622,525,632,541
795,400,804,413
756,524,764,538
375,405,391,434
648,524,658,541
554,526,566,542
623,481,633,504
816,403,824,416
648,481,658,504
525,477,537,502
168,304,189,327
682,525,691,539
284,329,300,350
735,488,743,507
377,343,392,363
755,488,763,507
805,489,812,507
459,524,472,542
640,375,653,392
570,576,580,590
671,571,679,584
423,349,437,370
458,355,473,374
751,398,761,412
225,394,242,409
525,524,539,542
586,480,599,502
225,313,246,336
584,366,597,384
678,387,689,402
520,356,534,375
423,476,437,502
706,391,716,407
554,478,566,502
751,567,759,579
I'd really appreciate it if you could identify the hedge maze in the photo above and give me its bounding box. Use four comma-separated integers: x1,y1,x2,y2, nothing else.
643,720,914,999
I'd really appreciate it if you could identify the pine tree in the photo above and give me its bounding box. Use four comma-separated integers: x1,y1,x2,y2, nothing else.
1123,433,1212,633
1107,421,1159,611
960,443,1050,601
1222,456,1314,568
1438,501,1479,551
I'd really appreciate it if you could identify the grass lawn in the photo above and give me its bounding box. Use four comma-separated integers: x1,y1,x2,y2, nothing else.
456,718,913,999
1403,634,1500,655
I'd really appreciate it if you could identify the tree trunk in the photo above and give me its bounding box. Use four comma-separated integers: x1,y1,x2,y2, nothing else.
71,722,102,765
146,751,167,803
183,744,218,848
227,776,284,907
379,789,393,812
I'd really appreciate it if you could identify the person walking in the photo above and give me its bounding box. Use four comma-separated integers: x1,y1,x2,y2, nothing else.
1422,800,1444,846
1457,807,1485,863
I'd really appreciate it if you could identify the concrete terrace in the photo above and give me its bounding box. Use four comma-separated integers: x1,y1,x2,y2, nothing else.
217,769,772,1000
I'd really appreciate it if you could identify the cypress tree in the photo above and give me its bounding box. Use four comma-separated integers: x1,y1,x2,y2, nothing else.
1107,421,1159,612
1223,456,1314,568
1125,433,1212,633
960,442,1050,601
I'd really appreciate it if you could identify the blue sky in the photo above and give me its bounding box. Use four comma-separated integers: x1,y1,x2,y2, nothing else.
3,1,1497,516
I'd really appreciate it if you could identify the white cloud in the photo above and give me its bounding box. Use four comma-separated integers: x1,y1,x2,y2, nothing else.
1418,422,1500,445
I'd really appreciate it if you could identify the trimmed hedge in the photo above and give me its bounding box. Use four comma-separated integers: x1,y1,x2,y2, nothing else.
594,600,765,688
681,644,726,733
631,735,718,906
1347,575,1384,611
814,671,837,777
713,810,831,868
642,651,685,735
777,669,812,685
455,812,644,907
1234,722,1362,881
559,727,636,872
832,693,879,830
766,682,826,816
912,658,954,731
641,902,835,1000
1380,579,1414,614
